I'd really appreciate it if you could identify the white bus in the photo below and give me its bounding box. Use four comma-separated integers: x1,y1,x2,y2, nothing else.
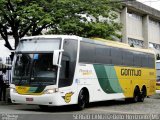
10,35,156,110
156,60,160,93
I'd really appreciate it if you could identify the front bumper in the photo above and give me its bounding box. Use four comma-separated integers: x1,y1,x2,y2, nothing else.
10,92,65,106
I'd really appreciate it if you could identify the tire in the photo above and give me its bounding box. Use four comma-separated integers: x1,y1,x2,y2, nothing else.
77,89,89,110
138,94,145,102
138,87,147,102
7,97,12,103
125,98,132,103
132,87,140,103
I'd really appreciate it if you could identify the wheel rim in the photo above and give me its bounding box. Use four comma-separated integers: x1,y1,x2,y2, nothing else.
140,88,146,102
134,94,138,102
142,89,147,97
141,96,144,101
134,89,139,102
79,91,86,108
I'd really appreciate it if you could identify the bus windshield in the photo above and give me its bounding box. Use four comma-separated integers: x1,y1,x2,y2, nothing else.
12,53,58,86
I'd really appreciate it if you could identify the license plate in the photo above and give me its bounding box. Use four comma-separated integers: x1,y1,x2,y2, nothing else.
26,98,33,101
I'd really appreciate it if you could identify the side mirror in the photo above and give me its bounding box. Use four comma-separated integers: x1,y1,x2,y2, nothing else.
53,49,64,66
53,50,59,66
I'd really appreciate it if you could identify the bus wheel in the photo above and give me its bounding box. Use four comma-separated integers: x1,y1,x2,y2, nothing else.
125,98,132,103
132,87,140,103
138,87,147,102
77,89,89,110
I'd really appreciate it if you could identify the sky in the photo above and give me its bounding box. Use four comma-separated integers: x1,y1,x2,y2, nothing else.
137,0,160,11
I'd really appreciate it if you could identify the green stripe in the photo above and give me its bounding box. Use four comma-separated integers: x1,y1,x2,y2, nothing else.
94,64,115,93
28,87,37,93
28,86,45,93
35,86,45,93
94,64,123,94
105,66,123,93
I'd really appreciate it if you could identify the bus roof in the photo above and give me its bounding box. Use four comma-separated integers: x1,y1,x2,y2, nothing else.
21,35,80,41
21,35,155,55
91,38,155,55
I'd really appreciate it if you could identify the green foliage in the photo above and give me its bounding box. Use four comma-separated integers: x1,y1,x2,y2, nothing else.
0,0,122,50
0,0,54,49
47,0,123,39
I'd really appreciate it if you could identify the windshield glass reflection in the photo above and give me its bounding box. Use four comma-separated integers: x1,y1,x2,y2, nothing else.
13,53,57,86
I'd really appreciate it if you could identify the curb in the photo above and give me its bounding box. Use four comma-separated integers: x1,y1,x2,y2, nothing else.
0,101,7,105
0,99,12,105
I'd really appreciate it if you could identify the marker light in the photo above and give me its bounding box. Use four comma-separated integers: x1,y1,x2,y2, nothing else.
44,88,59,94
10,88,17,93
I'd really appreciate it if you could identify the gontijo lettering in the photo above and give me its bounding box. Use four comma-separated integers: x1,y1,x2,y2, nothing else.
121,69,141,76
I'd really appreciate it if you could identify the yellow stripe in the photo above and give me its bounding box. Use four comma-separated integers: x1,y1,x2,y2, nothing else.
15,86,44,95
114,66,156,97
92,38,155,54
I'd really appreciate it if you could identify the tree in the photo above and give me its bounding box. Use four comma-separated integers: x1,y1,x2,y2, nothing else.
47,0,122,39
0,0,54,50
0,0,122,50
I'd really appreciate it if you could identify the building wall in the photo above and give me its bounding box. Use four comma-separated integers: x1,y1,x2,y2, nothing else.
120,5,160,55
127,12,143,41
149,19,160,44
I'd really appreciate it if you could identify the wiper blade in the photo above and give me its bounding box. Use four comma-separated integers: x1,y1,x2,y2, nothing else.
18,73,24,86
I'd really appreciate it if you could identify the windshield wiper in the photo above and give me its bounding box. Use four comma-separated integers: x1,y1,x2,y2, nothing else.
18,72,25,86
29,60,45,86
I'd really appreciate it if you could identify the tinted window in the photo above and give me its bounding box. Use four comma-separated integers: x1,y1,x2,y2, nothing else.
95,45,111,64
59,39,78,87
79,41,155,69
79,42,95,63
111,47,122,65
134,52,141,67
141,54,148,67
122,50,133,66
148,54,155,68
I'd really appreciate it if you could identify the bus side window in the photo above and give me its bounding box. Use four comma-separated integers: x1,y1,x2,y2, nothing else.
59,55,70,87
60,60,69,79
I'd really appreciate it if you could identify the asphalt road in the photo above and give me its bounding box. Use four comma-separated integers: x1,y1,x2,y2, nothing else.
0,94,160,120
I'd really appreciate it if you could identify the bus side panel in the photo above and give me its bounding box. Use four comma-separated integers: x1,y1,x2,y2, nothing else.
77,64,125,102
76,63,156,103
115,66,156,97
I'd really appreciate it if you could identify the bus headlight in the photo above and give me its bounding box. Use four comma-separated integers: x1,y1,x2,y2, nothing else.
44,88,59,94
10,88,17,93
